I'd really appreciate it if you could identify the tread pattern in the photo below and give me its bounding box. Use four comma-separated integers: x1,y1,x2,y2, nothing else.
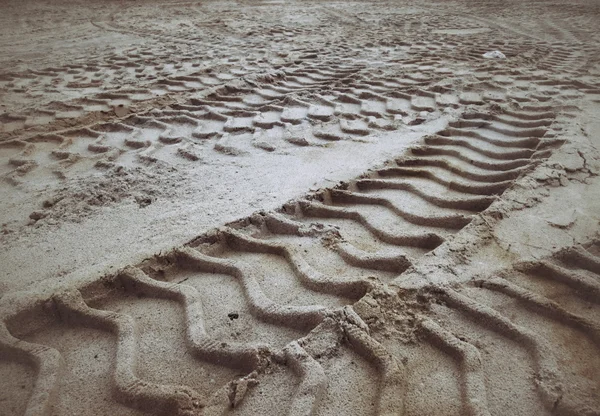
2,0,600,415
0,100,573,414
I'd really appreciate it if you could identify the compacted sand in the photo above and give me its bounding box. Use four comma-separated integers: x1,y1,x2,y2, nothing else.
1,0,600,415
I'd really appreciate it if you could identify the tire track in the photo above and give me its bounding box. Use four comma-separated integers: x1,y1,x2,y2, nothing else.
0,100,564,415
1,57,450,185
2,1,599,415
5,60,563,188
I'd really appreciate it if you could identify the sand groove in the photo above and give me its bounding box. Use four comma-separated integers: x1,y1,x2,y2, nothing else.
52,290,204,416
0,323,62,416
418,319,490,416
388,243,600,416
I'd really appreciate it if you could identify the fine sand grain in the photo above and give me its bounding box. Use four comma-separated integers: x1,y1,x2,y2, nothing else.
1,0,599,415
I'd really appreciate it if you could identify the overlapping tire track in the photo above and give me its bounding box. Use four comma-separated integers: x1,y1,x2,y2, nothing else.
5,0,597,198
2,1,599,415
373,241,600,416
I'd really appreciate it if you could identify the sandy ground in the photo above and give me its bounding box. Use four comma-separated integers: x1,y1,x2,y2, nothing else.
1,0,600,415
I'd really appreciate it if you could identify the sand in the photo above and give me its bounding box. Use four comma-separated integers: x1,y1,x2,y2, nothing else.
1,0,599,415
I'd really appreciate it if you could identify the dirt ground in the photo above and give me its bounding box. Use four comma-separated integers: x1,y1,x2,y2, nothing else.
1,0,599,415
